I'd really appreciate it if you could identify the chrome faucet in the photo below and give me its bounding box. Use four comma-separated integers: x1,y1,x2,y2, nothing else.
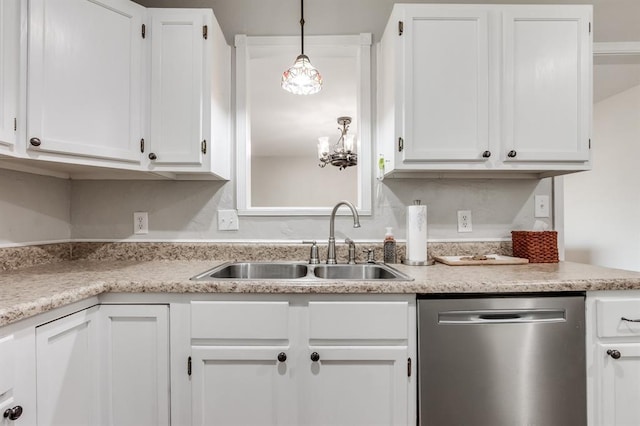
327,201,361,264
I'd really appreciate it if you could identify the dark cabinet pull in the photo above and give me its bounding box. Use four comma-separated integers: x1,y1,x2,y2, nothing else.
148,153,157,160
29,137,41,147
621,317,640,323
507,150,517,158
482,150,491,158
607,349,621,359
310,352,320,362
277,352,287,362
3,406,23,420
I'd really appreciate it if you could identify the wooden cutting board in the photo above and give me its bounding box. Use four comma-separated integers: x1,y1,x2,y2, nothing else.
434,254,529,266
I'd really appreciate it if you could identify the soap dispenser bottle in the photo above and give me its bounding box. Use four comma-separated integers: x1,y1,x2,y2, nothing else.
383,227,397,264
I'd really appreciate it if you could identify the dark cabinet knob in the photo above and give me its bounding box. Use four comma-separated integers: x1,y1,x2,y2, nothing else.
29,137,41,147
277,352,287,362
3,406,23,420
148,153,157,160
310,352,320,362
507,150,517,158
482,150,491,158
607,349,621,359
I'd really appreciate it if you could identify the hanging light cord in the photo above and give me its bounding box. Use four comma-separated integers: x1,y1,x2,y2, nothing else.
299,0,305,56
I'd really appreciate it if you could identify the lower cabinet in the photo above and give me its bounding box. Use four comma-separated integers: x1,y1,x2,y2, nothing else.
587,291,640,426
34,303,169,426
36,306,101,426
0,324,36,425
98,305,170,426
186,295,416,426
3,294,415,426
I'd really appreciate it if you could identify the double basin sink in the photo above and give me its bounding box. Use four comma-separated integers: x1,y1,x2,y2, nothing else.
191,261,413,282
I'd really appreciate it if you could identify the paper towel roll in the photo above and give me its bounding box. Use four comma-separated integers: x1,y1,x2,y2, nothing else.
406,203,427,263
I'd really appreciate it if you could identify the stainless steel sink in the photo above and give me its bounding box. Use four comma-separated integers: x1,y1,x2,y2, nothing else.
312,264,412,281
191,262,309,280
191,262,412,281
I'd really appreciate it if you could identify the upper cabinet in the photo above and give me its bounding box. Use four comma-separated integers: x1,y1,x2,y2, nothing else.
501,6,591,164
1,0,230,180
147,8,230,179
377,4,592,178
0,0,20,154
27,0,145,165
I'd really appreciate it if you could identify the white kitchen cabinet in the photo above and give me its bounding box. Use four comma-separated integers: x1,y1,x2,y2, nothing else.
587,291,640,426
302,301,411,425
502,6,591,164
185,296,416,426
36,306,101,426
0,0,20,154
377,4,592,178
147,9,230,179
303,347,408,425
0,325,36,425
27,0,145,166
386,6,491,164
191,346,295,425
98,304,170,426
189,300,294,425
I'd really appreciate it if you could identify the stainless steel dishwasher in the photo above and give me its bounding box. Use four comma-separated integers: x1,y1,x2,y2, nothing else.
418,293,586,426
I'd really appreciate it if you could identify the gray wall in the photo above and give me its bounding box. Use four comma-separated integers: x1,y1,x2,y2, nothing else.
70,177,551,242
0,169,71,245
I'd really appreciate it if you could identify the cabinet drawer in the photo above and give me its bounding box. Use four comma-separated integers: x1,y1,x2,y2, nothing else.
191,301,289,340
0,334,14,395
596,299,640,338
308,302,408,340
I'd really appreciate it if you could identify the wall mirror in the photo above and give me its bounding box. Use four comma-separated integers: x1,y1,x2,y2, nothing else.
235,34,372,216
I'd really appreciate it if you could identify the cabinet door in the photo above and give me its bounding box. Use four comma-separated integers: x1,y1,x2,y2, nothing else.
401,6,490,162
302,346,409,426
502,6,591,162
0,0,19,151
0,328,37,426
596,343,640,426
148,9,207,167
191,346,294,426
98,305,170,426
36,306,100,426
27,0,144,163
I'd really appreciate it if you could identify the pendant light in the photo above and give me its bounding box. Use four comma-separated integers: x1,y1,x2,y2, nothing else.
281,0,322,95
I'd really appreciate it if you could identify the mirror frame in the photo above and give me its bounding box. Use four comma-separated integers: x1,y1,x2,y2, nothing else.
235,34,372,216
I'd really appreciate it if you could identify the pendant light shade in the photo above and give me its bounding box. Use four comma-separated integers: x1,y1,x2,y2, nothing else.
282,0,322,95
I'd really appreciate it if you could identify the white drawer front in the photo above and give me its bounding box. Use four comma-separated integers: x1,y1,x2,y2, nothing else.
0,334,14,395
596,299,640,338
191,301,290,340
308,301,408,340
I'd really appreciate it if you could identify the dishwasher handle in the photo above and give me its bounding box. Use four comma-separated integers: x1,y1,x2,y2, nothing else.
438,309,566,324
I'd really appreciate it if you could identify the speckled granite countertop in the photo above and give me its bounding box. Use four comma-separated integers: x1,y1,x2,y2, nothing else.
2,259,640,327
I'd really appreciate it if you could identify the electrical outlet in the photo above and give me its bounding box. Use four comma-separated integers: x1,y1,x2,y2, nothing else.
534,195,550,218
218,209,239,231
457,210,472,233
133,212,148,234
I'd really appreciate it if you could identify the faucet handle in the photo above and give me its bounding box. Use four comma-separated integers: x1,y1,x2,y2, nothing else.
345,238,356,264
303,240,320,264
363,248,376,264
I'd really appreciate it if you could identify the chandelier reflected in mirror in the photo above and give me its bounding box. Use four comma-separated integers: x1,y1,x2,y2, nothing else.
318,116,357,170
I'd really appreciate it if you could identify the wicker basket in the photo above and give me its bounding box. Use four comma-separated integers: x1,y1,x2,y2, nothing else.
511,231,559,263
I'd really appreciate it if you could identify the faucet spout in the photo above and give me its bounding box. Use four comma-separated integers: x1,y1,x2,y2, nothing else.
327,201,360,264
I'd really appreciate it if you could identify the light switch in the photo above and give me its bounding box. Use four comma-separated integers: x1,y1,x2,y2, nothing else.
218,210,239,231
